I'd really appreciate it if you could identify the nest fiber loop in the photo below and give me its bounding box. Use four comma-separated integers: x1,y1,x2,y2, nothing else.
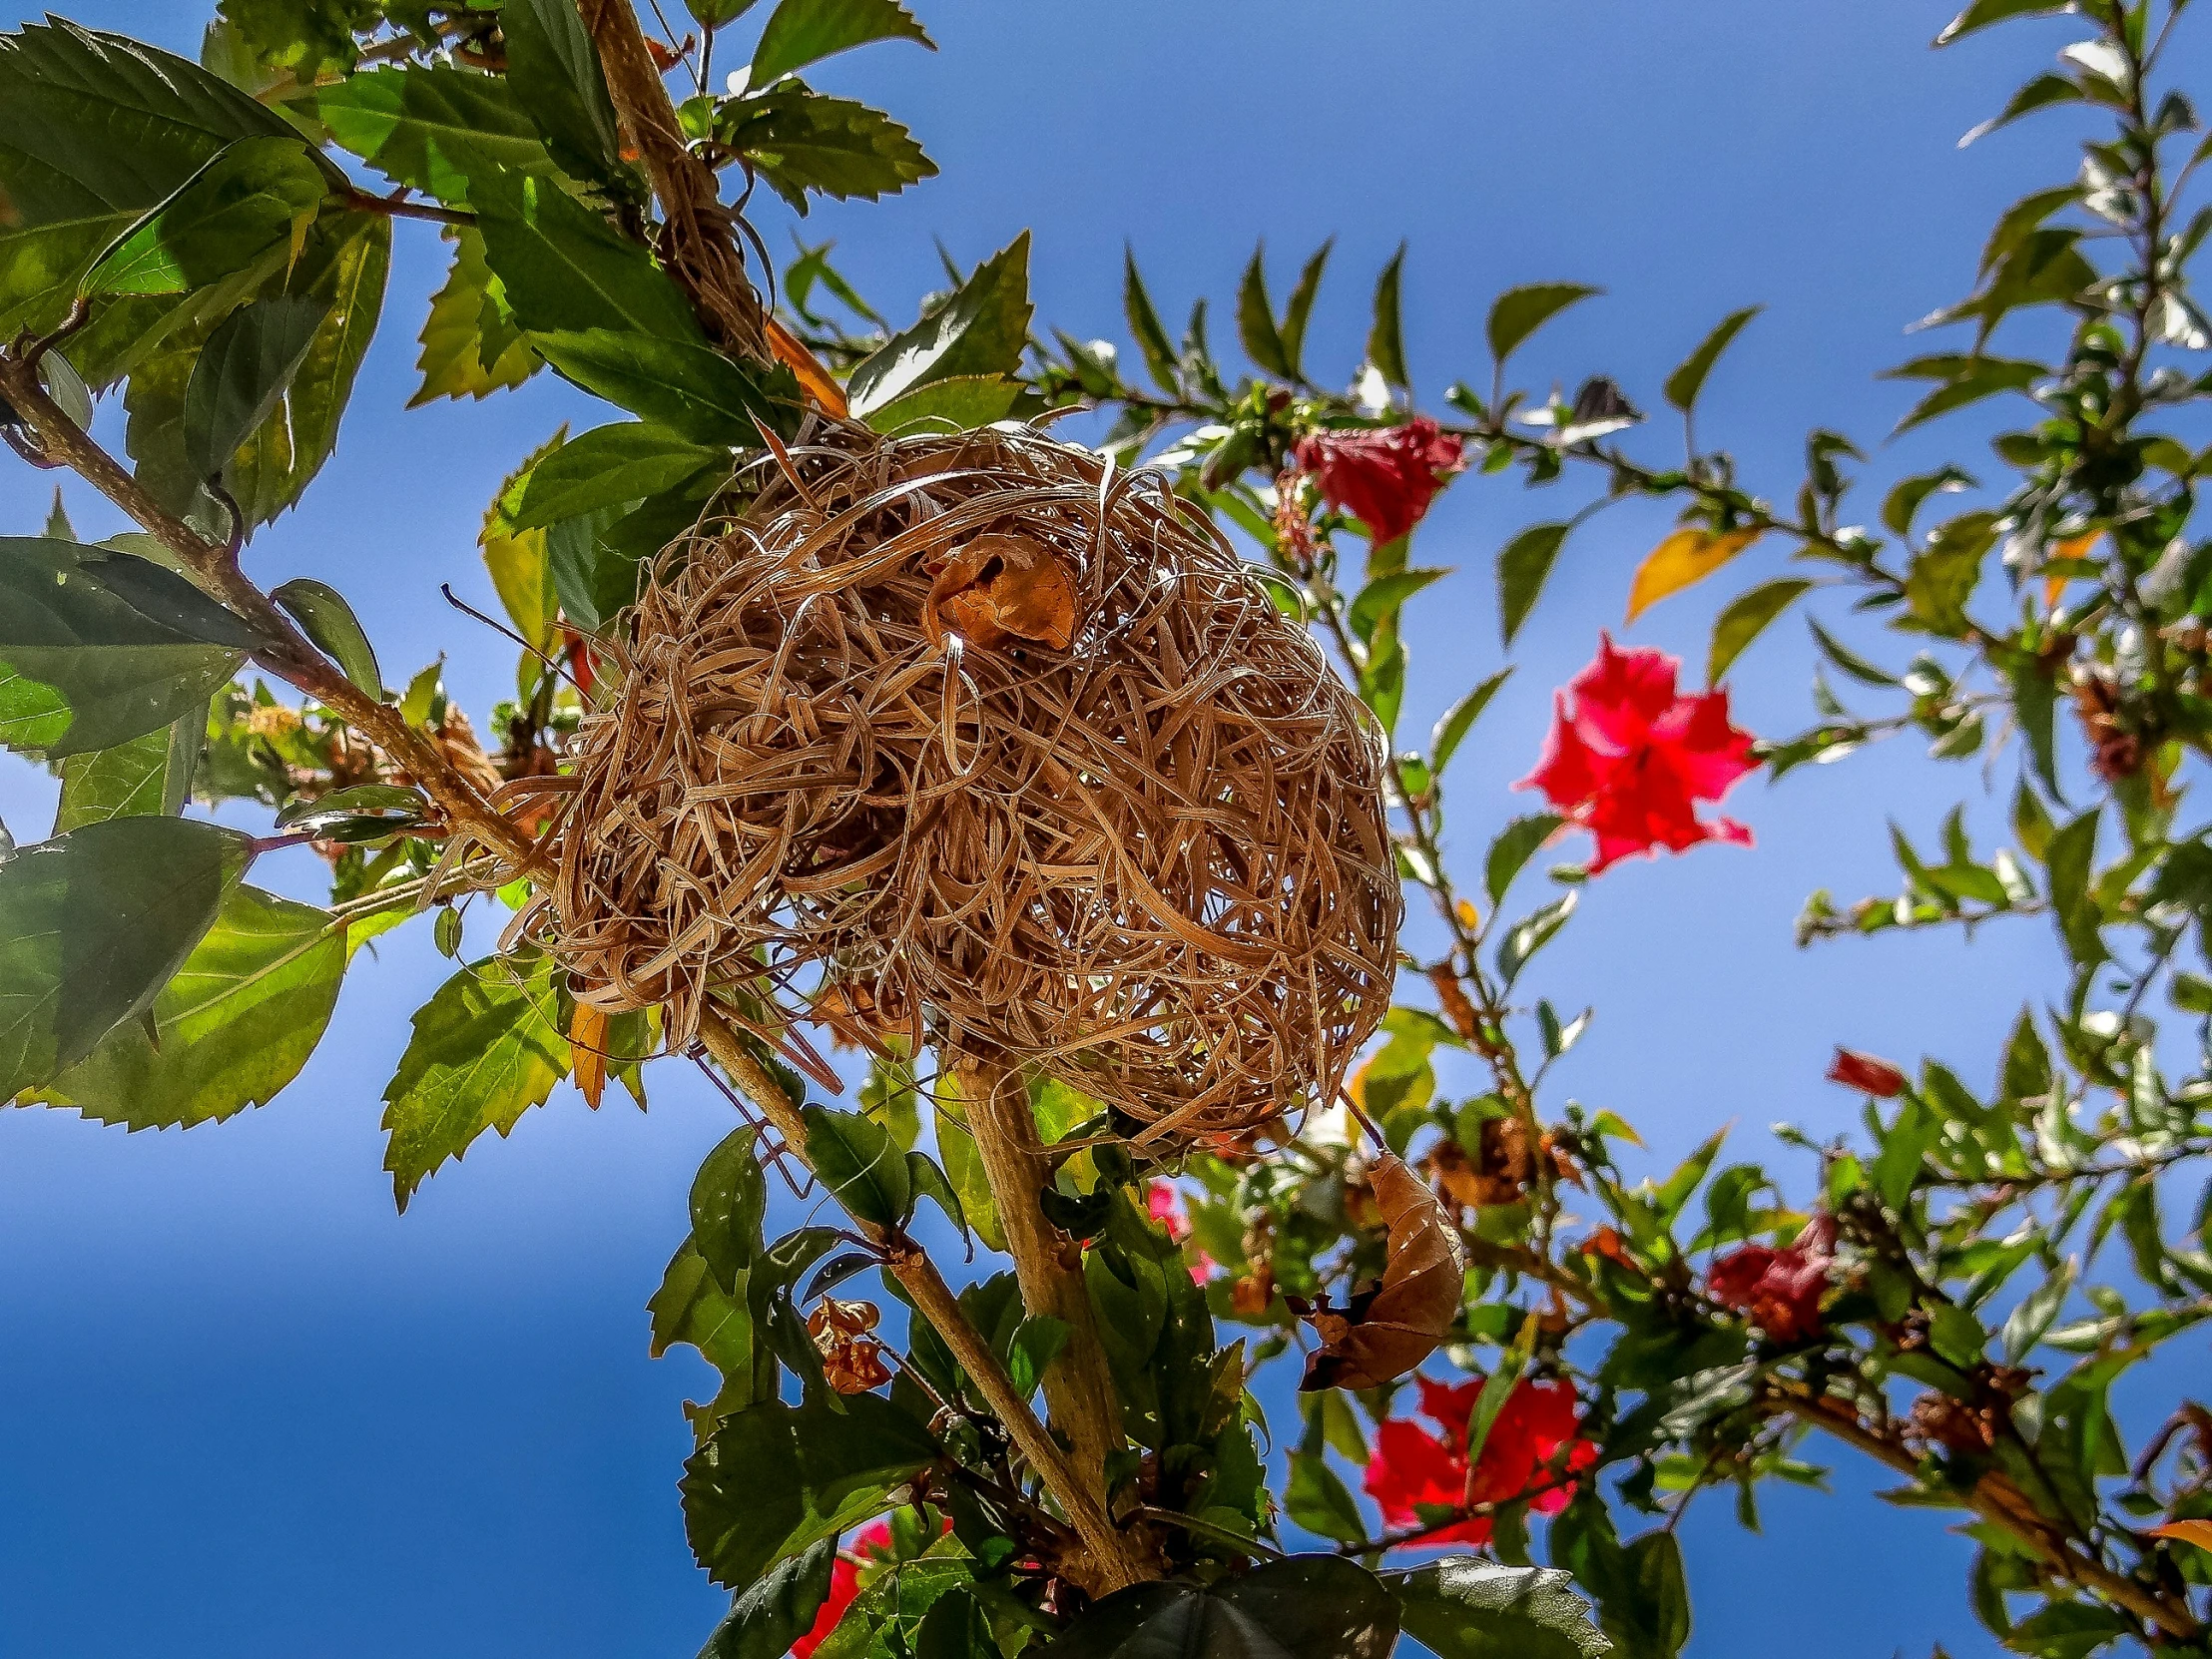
549,422,1400,1143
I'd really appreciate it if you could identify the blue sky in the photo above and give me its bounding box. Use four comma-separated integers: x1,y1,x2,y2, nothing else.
0,3,2166,1655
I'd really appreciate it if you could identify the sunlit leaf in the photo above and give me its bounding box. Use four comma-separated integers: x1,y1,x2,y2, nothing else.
1626,528,1761,624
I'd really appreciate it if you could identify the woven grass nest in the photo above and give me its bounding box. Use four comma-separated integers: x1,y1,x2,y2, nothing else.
546,420,1400,1144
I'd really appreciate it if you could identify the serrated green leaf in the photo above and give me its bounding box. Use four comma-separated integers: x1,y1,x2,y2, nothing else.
412,224,536,406
0,536,255,758
1386,1559,1610,1659
721,85,935,214
379,951,571,1211
1497,522,1570,646
681,1391,938,1588
513,421,722,529
846,233,1030,416
1047,1556,1397,1659
0,816,252,1098
1487,282,1599,365
750,0,933,86
500,0,624,185
315,63,554,209
81,136,327,298
1707,577,1813,684
698,1538,838,1659
474,170,703,344
532,326,801,444
53,715,194,831
31,883,343,1128
858,373,1022,435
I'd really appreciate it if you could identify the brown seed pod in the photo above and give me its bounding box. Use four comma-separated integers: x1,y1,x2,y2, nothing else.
544,420,1399,1144
1299,1152,1466,1391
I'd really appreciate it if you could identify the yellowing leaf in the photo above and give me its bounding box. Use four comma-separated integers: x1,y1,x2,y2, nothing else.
1626,527,1762,623
2044,531,2099,613
1455,898,1481,933
2150,1520,2212,1552
571,1003,608,1109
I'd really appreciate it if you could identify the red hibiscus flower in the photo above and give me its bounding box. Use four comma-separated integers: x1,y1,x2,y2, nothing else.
1826,1048,1908,1098
1517,633,1758,873
1147,1180,1217,1282
790,1520,892,1658
1708,1214,1836,1344
1363,1375,1597,1546
1293,418,1465,547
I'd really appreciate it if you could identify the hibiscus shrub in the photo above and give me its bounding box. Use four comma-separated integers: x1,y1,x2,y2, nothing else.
3,1,2212,1657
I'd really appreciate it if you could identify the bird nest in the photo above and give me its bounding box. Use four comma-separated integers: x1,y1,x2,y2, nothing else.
545,421,1400,1144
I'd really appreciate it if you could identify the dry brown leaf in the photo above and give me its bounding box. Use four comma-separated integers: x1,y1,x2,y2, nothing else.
570,1004,608,1108
2045,531,2099,612
1300,1151,1466,1390
925,533,1077,652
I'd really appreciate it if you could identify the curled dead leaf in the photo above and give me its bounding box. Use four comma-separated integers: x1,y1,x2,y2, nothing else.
1299,1151,1466,1391
924,533,1077,652
810,1298,895,1394
570,1004,609,1108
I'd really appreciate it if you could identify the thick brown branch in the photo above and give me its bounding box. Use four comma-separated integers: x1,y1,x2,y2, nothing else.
574,0,769,362
692,1012,1152,1594
0,351,542,875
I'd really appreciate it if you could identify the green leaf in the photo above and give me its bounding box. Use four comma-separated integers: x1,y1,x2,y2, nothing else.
681,1391,938,1588
1663,305,1760,412
1497,522,1570,646
272,577,383,701
1959,73,2084,147
858,373,1023,435
500,0,624,185
0,816,252,1099
1496,892,1576,988
1432,667,1512,776
1386,1560,1611,1659
479,429,564,653
721,85,935,213
212,0,369,79
1349,567,1449,645
906,1150,967,1243
750,0,933,85
2045,809,2104,968
804,1102,913,1229
1881,465,1975,539
1235,244,1292,379
1487,815,1565,905
1904,512,1995,636
1366,243,1409,390
0,20,299,230
697,1539,837,1659
184,294,328,482
315,63,554,209
1487,282,1600,365
1286,1451,1367,1545
693,1124,770,1292
1123,248,1179,396
2001,1256,2076,1364
1045,1556,1397,1659
0,536,255,758
81,136,327,297
474,170,704,344
935,1115,1006,1254
1279,239,1332,382
1807,616,1897,687
31,884,344,1128
379,951,571,1211
53,715,195,831
122,210,392,528
649,1241,765,1405
846,233,1031,416
1706,578,1813,683
411,225,536,406
1884,354,2043,434
690,0,765,23
1936,0,2073,46
532,326,801,444
514,421,722,529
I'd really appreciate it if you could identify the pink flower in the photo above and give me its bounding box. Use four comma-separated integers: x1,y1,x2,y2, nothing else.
1518,633,1758,872
1147,1180,1217,1282
1294,418,1465,547
1708,1215,1836,1344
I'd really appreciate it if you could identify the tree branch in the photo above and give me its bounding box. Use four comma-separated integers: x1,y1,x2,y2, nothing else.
691,1010,1153,1595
